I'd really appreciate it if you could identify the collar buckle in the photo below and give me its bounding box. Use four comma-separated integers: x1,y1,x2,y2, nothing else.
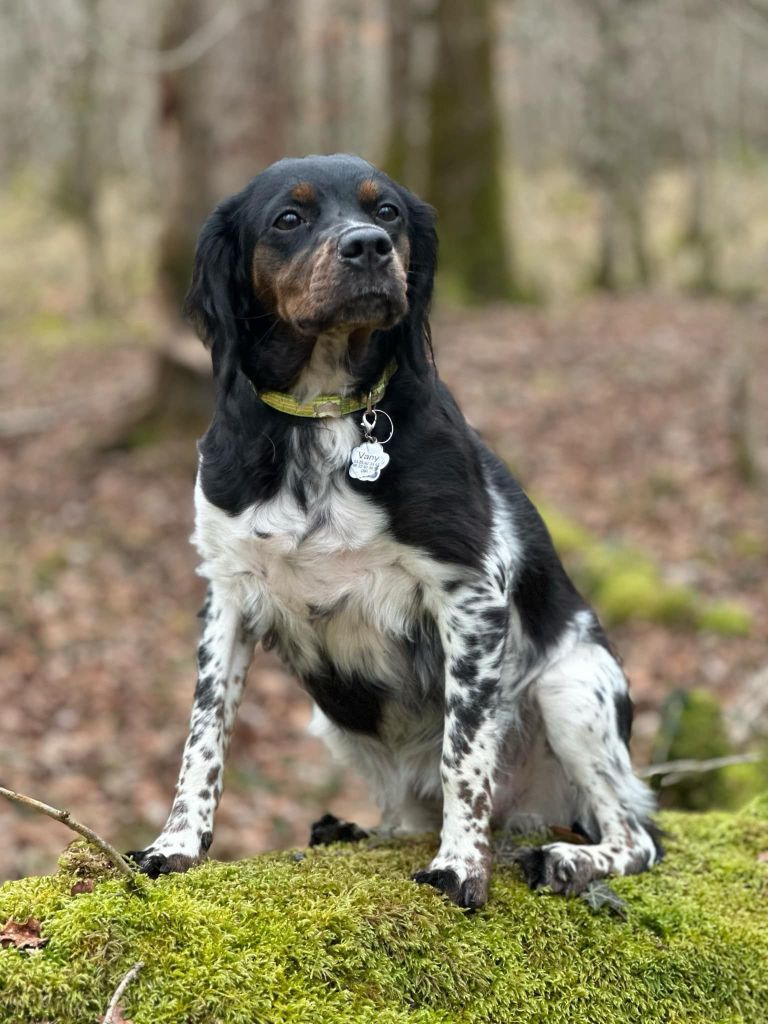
312,400,342,418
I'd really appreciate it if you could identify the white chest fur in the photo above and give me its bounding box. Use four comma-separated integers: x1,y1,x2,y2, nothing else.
192,419,451,683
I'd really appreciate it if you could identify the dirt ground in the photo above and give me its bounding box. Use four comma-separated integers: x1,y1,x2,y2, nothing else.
1,295,766,880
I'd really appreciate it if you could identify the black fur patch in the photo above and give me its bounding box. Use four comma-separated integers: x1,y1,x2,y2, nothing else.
302,667,384,735
614,690,634,747
412,867,461,901
309,813,369,846
413,868,489,910
513,846,549,890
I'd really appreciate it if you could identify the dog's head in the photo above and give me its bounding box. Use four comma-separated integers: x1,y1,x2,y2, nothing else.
185,154,437,391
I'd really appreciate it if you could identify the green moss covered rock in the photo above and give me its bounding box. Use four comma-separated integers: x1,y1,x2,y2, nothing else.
1,799,767,1023
653,690,768,811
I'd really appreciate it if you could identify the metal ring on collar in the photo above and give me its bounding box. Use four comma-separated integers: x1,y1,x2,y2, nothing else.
362,407,394,445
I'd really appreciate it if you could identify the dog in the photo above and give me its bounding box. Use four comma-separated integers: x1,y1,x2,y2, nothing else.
128,154,661,908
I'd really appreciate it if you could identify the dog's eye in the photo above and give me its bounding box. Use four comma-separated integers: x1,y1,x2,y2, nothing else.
274,210,303,230
376,204,399,223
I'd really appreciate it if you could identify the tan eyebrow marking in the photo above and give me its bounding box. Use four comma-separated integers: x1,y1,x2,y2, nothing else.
290,181,316,203
357,179,381,204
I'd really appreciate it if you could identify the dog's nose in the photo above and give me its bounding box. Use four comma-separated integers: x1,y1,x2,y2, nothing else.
337,226,393,269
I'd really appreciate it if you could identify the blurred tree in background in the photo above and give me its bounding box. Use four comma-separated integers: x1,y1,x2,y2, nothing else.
576,0,657,291
425,0,517,301
156,0,297,313
2,0,768,310
56,0,109,314
155,0,218,315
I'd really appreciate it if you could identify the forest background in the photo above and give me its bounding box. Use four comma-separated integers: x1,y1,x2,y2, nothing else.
0,0,766,880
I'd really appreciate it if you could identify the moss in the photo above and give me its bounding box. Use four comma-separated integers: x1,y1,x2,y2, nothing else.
538,508,593,556
653,691,768,811
723,760,768,809
540,506,753,635
653,691,737,810
1,800,767,1024
695,601,753,637
731,531,766,559
56,839,126,880
593,569,697,628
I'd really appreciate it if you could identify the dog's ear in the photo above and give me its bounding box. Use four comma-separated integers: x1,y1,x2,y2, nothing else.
398,189,438,372
184,194,258,389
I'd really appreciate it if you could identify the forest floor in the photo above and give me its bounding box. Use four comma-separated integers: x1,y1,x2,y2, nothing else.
0,294,766,880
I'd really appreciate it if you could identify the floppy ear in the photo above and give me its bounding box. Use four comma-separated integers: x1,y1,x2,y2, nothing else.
184,193,259,390
397,189,438,372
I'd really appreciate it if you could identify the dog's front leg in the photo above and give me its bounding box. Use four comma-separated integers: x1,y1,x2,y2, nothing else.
129,585,255,877
413,578,509,909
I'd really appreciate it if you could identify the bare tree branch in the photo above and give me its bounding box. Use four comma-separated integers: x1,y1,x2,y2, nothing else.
740,0,768,18
721,0,768,37
140,2,243,72
131,1,268,73
103,962,144,1024
0,786,142,890
638,751,764,785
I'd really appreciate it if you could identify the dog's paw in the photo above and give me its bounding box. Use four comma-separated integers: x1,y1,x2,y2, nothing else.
309,813,369,847
412,866,489,910
125,849,200,878
514,843,600,896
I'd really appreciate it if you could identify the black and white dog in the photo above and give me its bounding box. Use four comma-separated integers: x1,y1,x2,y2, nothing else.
129,155,661,908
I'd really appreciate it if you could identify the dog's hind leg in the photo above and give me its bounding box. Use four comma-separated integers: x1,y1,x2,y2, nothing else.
128,585,255,876
515,640,662,896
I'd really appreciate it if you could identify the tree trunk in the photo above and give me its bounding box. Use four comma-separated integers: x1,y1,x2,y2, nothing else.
425,0,517,302
155,0,219,319
384,0,414,183
582,0,654,293
593,188,620,292
217,0,297,190
683,158,720,293
625,189,652,288
156,0,298,320
320,2,345,153
728,329,761,486
141,0,298,446
62,0,109,313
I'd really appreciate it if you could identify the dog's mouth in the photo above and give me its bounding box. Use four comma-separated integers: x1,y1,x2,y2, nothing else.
291,287,407,338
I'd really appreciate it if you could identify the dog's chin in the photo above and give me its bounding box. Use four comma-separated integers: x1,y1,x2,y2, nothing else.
291,291,408,339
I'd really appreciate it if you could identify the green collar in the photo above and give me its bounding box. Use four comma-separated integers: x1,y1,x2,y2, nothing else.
256,360,397,418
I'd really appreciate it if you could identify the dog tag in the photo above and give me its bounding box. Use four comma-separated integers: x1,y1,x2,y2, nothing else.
349,440,389,482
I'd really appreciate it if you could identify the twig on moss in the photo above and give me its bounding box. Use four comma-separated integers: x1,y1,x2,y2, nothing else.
103,961,143,1023
639,752,763,785
0,786,139,887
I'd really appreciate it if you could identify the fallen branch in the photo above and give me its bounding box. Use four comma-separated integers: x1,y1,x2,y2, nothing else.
0,786,141,890
639,751,764,785
102,961,143,1024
